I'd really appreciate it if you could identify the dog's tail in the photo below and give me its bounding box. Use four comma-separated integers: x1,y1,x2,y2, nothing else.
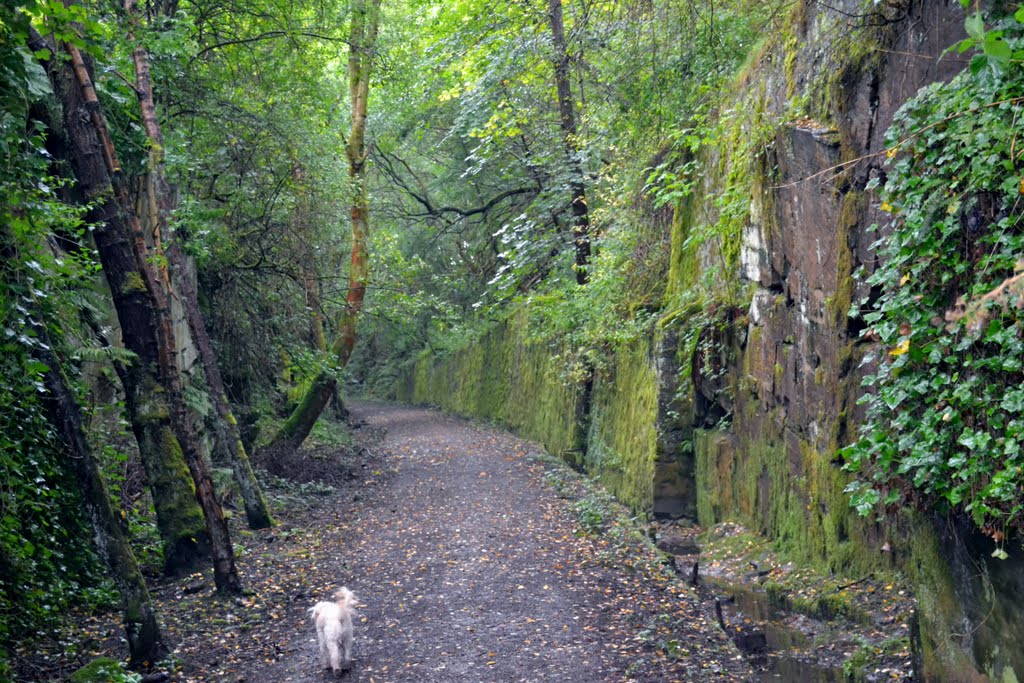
334,587,358,610
309,601,335,620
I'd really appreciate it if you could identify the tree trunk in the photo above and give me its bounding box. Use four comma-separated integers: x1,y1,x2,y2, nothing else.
174,264,274,529
304,269,328,352
40,345,166,667
0,219,165,668
547,0,591,285
303,268,348,420
268,0,380,451
126,0,273,530
36,28,242,593
30,30,210,576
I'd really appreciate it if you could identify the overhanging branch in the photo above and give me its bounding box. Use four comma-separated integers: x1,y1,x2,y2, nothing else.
376,150,537,222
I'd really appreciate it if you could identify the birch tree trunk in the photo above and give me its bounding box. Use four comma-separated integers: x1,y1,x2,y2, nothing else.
36,28,242,593
547,0,591,285
126,0,273,529
268,0,380,451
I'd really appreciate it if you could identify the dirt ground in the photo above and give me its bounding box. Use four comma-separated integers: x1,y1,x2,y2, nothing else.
15,401,752,682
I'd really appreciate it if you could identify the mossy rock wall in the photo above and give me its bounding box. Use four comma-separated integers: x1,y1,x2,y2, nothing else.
398,311,582,460
584,338,659,512
396,0,1024,678
401,319,696,516
677,0,1022,679
694,419,880,578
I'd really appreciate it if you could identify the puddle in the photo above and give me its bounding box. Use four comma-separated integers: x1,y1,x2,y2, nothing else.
754,654,846,682
699,576,854,682
656,521,915,681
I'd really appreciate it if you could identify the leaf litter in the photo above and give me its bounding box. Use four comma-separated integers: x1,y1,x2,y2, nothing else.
14,401,751,682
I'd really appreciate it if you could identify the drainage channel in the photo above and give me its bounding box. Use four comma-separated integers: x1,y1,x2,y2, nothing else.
656,522,916,683
703,577,850,682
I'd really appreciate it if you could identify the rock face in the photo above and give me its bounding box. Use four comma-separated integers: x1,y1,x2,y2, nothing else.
398,0,1024,679
685,0,1024,679
652,321,697,520
396,310,583,461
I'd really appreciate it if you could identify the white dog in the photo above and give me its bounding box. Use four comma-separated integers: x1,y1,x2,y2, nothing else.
309,587,358,674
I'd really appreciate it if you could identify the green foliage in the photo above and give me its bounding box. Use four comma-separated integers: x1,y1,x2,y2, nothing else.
523,248,657,381
70,657,143,683
843,18,1024,541
643,128,705,211
308,417,354,449
361,0,772,382
108,0,360,420
573,495,607,535
952,4,1024,74
29,0,111,55
1,0,110,651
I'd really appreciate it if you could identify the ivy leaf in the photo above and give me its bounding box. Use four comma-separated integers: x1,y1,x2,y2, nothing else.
983,33,1012,65
18,47,53,99
969,53,989,76
25,360,50,375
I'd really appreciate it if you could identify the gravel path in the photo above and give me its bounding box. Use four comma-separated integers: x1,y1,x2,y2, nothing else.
250,401,750,683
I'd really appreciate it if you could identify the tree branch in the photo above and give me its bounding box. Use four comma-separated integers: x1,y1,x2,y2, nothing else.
193,30,350,61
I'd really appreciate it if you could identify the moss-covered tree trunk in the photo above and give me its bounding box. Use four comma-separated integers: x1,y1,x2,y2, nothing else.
126,0,273,530
32,32,209,575
268,0,380,451
547,0,590,285
39,346,166,667
38,29,241,592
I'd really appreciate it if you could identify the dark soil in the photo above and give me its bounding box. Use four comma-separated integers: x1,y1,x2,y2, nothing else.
13,401,751,682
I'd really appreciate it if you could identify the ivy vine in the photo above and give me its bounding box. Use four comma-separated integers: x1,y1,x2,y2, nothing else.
843,13,1024,548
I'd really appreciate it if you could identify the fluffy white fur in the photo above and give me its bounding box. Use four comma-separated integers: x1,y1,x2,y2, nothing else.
309,587,358,674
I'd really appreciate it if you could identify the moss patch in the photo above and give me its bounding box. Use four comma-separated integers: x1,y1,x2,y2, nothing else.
143,424,207,570
402,309,582,461
586,337,659,513
69,658,134,683
826,190,863,327
905,519,992,682
120,271,147,294
694,412,880,578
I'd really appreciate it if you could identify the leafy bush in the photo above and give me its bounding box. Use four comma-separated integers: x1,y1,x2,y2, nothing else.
843,15,1024,545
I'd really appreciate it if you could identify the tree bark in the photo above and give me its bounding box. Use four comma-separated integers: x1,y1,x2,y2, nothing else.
304,269,328,352
36,27,242,592
31,29,210,576
178,267,274,529
268,0,380,451
547,0,591,285
126,0,273,530
0,220,165,668
39,346,166,667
